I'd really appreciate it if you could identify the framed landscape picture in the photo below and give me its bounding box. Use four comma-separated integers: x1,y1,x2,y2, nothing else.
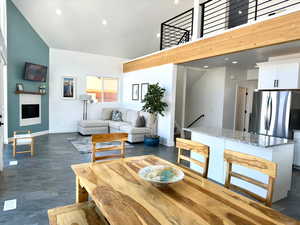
62,76,76,100
141,83,149,101
132,84,139,101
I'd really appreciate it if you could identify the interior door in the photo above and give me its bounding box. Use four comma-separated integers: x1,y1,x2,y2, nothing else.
235,87,248,131
228,0,249,29
0,57,4,171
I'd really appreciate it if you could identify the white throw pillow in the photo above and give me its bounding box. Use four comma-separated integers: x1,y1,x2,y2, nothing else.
100,108,113,120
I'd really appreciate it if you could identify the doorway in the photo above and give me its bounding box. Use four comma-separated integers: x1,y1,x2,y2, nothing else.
228,0,249,29
235,87,248,131
0,56,4,171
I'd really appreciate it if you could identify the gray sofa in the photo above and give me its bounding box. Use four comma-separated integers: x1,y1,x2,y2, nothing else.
78,108,152,143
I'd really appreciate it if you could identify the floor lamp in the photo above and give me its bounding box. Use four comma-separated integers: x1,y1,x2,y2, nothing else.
79,94,92,120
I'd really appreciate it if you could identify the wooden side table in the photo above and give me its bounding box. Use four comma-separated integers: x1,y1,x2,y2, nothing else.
12,130,34,157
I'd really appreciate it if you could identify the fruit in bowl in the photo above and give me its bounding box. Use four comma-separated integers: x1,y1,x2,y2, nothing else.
138,165,184,185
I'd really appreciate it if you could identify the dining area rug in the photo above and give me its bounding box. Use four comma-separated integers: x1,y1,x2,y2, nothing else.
68,136,135,154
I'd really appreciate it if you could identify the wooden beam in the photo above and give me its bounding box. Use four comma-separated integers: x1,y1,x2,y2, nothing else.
123,10,300,73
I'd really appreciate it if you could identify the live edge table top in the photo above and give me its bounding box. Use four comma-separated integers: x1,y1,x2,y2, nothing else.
71,155,300,225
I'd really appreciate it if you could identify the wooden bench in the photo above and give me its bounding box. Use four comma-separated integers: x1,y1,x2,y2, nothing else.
48,201,109,225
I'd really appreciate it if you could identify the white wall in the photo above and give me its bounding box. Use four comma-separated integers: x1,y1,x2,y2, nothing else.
122,64,177,146
185,67,226,128
49,48,127,133
223,67,248,129
0,0,6,171
175,66,186,132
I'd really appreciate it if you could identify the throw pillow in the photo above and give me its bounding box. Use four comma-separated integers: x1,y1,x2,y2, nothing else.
112,110,122,121
100,108,113,120
135,116,146,127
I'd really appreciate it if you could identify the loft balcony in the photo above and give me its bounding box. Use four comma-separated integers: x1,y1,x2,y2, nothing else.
124,1,300,73
160,0,300,50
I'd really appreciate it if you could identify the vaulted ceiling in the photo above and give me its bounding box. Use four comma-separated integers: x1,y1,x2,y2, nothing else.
12,0,194,59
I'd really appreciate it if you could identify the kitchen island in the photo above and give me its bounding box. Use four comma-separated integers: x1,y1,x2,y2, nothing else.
184,126,294,202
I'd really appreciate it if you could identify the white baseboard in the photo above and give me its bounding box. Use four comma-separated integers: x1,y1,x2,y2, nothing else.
7,130,49,143
49,130,78,134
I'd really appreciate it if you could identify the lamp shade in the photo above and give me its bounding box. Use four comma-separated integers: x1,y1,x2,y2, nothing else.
79,94,92,101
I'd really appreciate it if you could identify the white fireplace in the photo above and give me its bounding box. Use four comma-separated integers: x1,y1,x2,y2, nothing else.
19,94,41,126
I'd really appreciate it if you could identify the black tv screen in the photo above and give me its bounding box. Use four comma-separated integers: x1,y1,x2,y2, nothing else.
24,62,47,82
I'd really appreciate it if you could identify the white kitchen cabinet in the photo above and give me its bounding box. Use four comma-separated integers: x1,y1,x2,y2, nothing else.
258,64,277,89
258,61,300,90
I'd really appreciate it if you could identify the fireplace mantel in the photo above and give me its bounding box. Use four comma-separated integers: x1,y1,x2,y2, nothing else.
16,91,45,95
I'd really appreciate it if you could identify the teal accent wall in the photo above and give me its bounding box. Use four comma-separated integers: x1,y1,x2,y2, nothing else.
7,0,49,137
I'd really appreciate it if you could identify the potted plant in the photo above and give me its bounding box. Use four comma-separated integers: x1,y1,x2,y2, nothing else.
142,83,168,146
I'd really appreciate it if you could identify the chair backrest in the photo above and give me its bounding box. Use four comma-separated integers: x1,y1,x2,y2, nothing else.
224,149,277,207
91,133,128,162
13,130,31,136
176,138,210,178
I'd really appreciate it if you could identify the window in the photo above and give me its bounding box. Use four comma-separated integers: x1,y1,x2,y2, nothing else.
86,76,119,103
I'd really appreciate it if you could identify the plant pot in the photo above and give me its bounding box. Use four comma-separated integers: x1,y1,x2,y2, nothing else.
144,135,160,147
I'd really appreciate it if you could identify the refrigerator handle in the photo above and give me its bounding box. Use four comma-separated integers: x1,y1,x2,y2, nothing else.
265,96,271,130
268,97,273,130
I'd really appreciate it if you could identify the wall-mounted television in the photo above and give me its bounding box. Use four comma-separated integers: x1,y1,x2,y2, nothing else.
24,62,48,82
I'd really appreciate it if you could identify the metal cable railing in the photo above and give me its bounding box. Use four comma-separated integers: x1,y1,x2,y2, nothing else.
160,0,300,50
201,0,300,36
160,8,194,50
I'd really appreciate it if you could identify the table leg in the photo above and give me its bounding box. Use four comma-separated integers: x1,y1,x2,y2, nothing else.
76,176,88,203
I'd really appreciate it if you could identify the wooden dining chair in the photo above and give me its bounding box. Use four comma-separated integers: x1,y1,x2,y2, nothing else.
91,133,128,162
224,149,277,207
176,138,210,178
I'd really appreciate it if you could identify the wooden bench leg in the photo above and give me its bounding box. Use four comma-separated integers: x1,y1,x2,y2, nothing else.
13,139,16,158
31,138,35,156
76,176,88,203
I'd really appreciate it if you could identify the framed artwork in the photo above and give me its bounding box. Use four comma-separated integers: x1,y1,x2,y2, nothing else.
62,76,76,100
141,83,149,101
132,84,139,101
16,83,24,91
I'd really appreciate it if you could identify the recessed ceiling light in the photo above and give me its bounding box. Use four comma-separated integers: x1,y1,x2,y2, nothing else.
224,57,229,61
156,33,161,38
232,61,238,64
174,0,180,5
55,9,62,15
203,65,209,68
102,19,107,26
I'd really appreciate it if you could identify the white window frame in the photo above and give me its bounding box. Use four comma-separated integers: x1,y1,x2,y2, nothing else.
86,75,120,104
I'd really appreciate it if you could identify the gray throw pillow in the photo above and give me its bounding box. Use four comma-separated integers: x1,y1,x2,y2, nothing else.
111,110,122,121
135,116,145,127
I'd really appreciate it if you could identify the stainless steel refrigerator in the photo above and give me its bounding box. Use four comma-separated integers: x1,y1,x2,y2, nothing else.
249,90,300,139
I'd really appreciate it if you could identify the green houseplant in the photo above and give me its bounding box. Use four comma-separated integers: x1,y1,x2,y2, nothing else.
142,83,168,146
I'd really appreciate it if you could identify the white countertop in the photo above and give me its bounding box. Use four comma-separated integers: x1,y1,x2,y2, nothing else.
184,126,294,148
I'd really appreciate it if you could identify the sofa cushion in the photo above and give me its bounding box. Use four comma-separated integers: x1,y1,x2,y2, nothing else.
140,111,154,128
112,110,123,121
126,110,138,125
108,121,129,130
117,108,129,121
100,108,113,120
120,125,151,135
135,115,146,127
79,120,108,128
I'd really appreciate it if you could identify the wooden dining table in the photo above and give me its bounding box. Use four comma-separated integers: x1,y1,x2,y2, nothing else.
71,155,300,225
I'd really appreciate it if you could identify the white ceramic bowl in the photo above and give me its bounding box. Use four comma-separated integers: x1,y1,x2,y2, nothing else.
138,165,184,185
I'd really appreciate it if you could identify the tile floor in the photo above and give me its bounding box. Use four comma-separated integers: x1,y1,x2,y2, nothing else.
0,133,299,225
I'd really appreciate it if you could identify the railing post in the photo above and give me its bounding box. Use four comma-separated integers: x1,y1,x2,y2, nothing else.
200,3,205,38
160,23,163,50
254,0,258,20
192,0,201,41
